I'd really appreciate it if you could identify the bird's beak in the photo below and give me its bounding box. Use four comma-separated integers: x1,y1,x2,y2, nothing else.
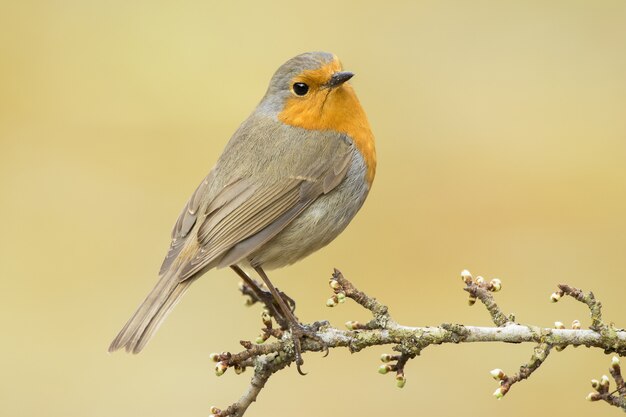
325,71,354,89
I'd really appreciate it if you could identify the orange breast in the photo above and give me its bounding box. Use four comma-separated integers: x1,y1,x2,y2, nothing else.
278,82,376,186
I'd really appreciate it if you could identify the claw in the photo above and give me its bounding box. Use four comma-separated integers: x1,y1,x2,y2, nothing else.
321,345,330,358
296,362,307,376
308,330,329,358
290,332,307,375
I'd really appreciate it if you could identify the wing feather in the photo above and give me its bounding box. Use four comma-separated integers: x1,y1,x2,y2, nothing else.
158,172,214,275
179,179,302,279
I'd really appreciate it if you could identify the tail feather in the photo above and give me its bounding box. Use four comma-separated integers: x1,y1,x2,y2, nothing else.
131,281,193,353
108,266,192,353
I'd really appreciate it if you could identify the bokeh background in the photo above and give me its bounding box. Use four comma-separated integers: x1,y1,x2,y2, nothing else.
2,1,626,416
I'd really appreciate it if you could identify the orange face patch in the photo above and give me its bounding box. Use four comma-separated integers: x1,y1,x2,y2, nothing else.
278,59,377,186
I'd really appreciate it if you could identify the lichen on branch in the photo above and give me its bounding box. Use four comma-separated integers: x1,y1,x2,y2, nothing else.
207,269,626,417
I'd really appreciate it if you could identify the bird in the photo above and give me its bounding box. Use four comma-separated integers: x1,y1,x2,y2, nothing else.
108,51,376,373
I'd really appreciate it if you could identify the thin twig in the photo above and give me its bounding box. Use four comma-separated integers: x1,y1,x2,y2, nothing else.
211,353,290,417
555,284,604,331
330,269,389,318
494,342,552,398
462,272,511,326
585,357,626,412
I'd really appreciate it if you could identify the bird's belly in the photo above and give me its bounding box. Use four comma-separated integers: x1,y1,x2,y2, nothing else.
247,150,370,269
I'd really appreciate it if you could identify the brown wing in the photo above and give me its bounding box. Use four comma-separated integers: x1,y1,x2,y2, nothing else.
174,133,354,281
158,171,214,275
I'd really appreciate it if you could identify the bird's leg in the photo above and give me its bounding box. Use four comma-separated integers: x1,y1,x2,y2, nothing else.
278,290,297,313
230,265,289,329
253,266,328,375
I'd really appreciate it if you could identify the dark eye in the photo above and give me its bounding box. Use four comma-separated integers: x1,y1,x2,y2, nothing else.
292,82,309,96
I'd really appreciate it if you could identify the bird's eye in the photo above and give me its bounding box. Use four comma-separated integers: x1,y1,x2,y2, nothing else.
292,82,309,96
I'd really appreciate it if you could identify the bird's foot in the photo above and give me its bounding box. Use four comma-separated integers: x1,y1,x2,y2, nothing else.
287,321,329,375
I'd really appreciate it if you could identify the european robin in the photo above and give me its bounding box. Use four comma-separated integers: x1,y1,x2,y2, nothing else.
109,52,376,372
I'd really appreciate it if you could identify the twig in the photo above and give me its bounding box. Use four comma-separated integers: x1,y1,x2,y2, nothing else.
552,283,604,331
210,352,290,417
585,356,626,411
462,270,511,326
492,342,552,398
328,268,391,328
206,269,626,416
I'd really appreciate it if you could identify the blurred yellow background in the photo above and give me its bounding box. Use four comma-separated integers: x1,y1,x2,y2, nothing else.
2,1,626,416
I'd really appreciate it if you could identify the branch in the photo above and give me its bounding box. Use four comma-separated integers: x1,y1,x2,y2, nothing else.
207,269,626,417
